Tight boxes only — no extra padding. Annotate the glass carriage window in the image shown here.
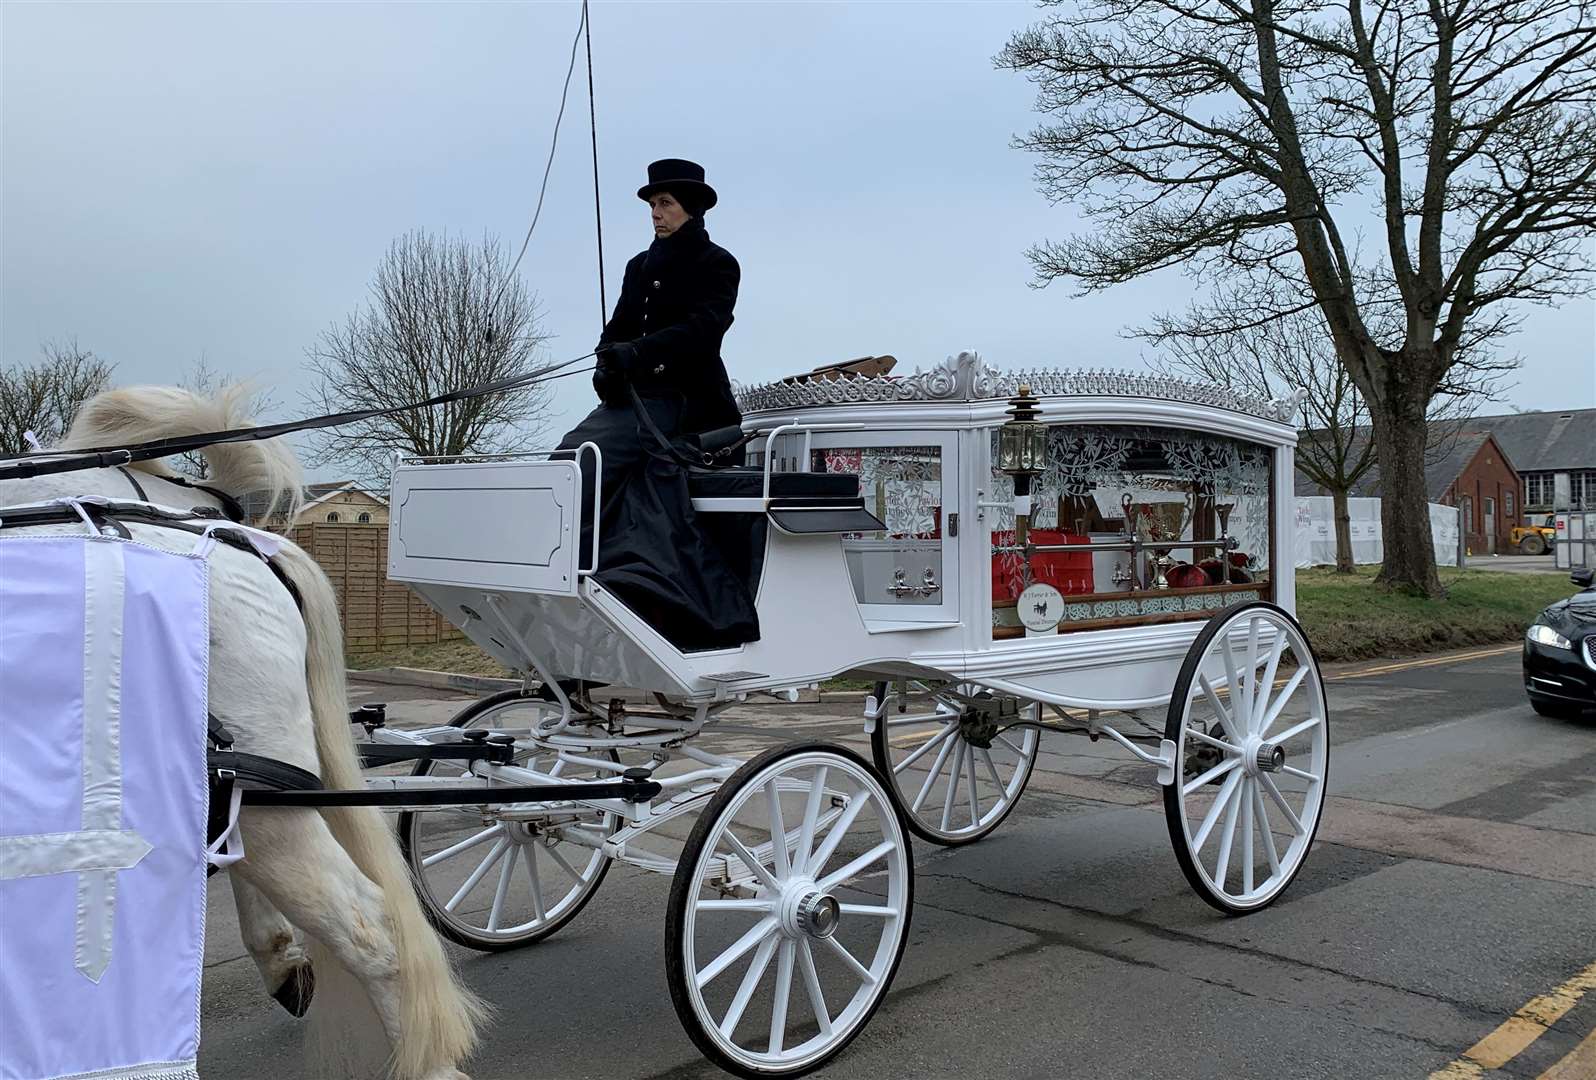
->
[988,424,1273,636]
[810,445,945,607]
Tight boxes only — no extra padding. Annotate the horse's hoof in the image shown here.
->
[270,961,315,1017]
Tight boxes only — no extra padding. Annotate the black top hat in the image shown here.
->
[637,158,718,211]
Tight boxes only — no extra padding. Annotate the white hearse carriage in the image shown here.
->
[380,351,1328,1077]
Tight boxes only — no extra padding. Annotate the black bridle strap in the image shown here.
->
[116,466,149,501]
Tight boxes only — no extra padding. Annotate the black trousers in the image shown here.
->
[555,395,682,558]
[554,395,759,651]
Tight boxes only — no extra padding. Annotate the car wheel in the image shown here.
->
[1519,534,1548,555]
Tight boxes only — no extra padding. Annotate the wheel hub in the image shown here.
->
[796,892,841,939]
[777,881,842,939]
[1255,742,1286,773]
[958,707,998,749]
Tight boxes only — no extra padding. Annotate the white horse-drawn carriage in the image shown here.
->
[0,352,1327,1080]
[374,351,1330,1076]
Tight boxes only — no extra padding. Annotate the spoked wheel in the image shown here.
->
[398,690,617,950]
[1164,602,1329,914]
[666,744,913,1078]
[869,680,1039,846]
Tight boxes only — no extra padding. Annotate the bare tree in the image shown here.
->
[999,0,1596,596]
[306,231,554,485]
[0,339,116,455]
[1147,279,1490,570]
[171,355,278,480]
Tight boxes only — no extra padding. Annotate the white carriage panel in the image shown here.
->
[921,617,1286,711]
[388,460,581,595]
[718,528,966,688]
[793,431,962,625]
[406,580,693,693]
[570,527,964,697]
[1273,439,1298,616]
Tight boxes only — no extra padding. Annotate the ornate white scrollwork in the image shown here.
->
[735,352,1294,422]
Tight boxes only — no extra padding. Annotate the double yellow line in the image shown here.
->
[1427,961,1596,1078]
[1324,644,1519,682]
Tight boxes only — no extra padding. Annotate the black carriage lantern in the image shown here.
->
[999,384,1048,547]
[998,383,1046,478]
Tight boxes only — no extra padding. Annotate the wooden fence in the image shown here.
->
[288,524,462,650]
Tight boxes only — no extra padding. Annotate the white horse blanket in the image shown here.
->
[1,532,210,1080]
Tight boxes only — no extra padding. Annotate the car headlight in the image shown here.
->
[1527,624,1572,650]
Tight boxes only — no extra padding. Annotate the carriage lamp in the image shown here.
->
[999,384,1047,547]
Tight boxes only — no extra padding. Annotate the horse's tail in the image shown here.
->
[269,540,486,1078]
[59,384,304,525]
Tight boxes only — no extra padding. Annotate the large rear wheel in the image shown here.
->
[1164,603,1329,914]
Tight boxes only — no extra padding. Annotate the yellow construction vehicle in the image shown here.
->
[1510,514,1557,554]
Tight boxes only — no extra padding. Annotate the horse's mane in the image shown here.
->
[59,384,305,525]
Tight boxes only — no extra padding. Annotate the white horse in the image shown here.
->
[2,386,484,1080]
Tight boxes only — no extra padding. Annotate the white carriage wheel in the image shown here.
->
[1164,602,1329,914]
[666,744,913,1078]
[869,680,1039,846]
[398,690,617,951]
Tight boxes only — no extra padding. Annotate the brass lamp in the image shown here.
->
[999,384,1048,548]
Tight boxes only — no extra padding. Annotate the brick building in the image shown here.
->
[1458,409,1596,520]
[1295,429,1521,554]
[1423,433,1519,555]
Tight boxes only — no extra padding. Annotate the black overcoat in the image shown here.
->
[599,217,741,433]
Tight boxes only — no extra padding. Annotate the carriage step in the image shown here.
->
[700,670,767,683]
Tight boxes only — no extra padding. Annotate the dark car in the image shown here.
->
[1523,567,1596,718]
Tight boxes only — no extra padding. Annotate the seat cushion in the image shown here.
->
[687,467,860,500]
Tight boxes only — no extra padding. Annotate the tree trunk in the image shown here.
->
[1331,487,1355,573]
[1366,391,1445,596]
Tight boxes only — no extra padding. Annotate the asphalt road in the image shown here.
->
[198,646,1596,1080]
[1464,554,1565,574]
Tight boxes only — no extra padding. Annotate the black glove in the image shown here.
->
[596,340,639,375]
[592,342,633,404]
[592,363,624,405]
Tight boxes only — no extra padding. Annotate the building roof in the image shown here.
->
[1456,408,1596,473]
[1294,430,1507,501]
[1422,432,1495,500]
[236,481,387,521]
[298,481,387,513]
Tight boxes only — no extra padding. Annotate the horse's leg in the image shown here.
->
[233,807,467,1080]
[231,875,315,1017]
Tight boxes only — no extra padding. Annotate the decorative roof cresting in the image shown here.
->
[735,351,1298,424]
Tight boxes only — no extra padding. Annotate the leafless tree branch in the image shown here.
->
[304,231,555,488]
[0,339,116,456]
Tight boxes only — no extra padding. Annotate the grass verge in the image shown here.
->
[1294,565,1572,662]
[345,566,1578,678]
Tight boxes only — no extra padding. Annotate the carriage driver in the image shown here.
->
[555,158,742,526]
[552,158,758,654]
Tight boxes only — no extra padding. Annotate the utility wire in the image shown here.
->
[487,2,589,341]
[583,0,607,331]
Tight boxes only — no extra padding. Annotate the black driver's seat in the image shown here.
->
[685,467,861,501]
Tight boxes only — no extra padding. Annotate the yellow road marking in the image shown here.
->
[1328,645,1518,682]
[1426,960,1596,1078]
[1537,1026,1596,1080]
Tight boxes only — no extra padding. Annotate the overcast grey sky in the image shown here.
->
[4,0,1593,462]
